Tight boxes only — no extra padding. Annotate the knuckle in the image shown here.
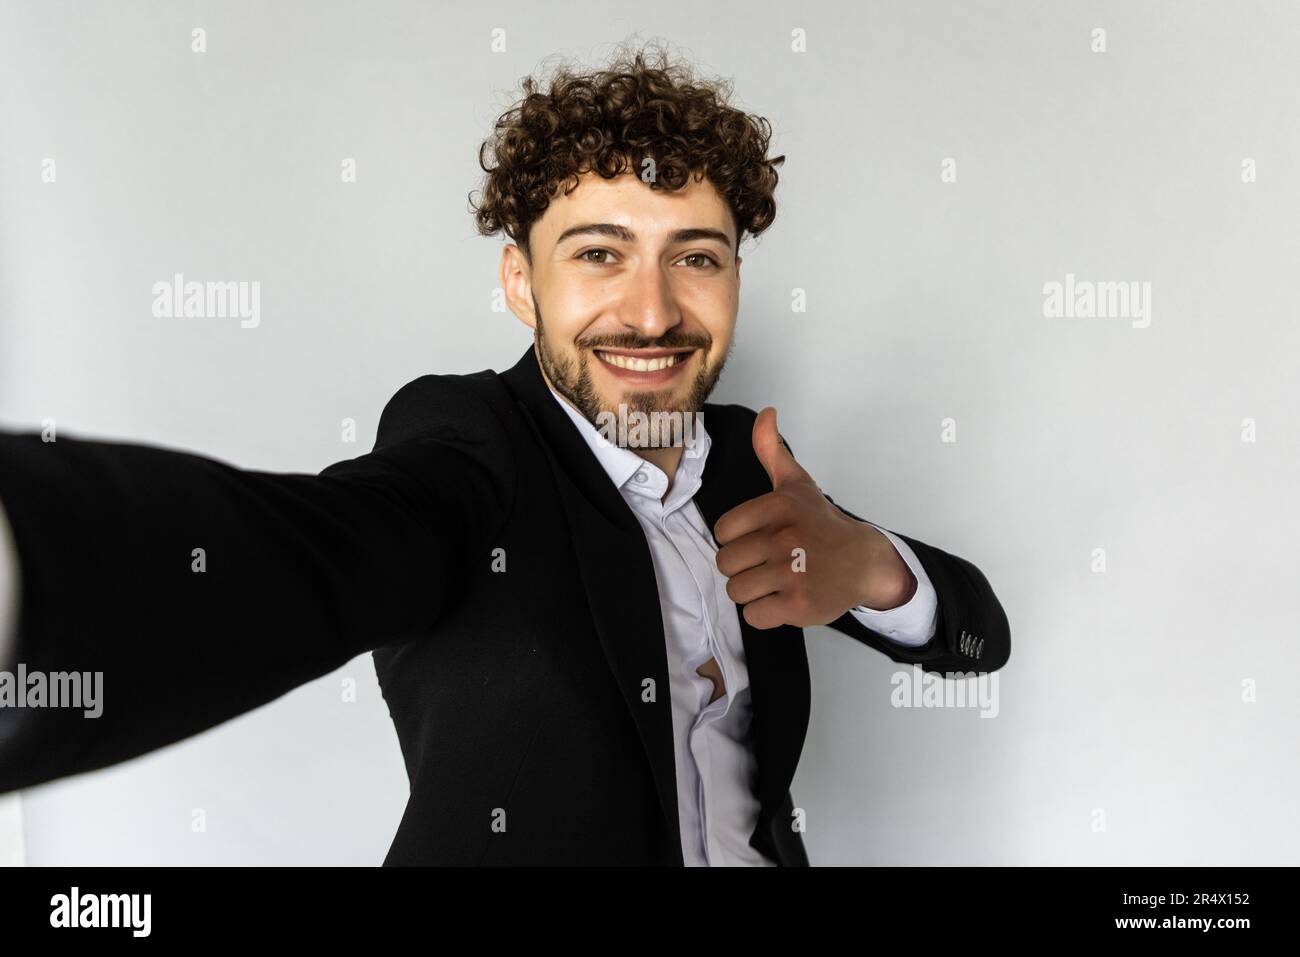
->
[774,526,802,554]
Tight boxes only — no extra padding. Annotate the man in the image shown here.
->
[0,46,1009,865]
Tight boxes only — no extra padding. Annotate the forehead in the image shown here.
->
[534,170,734,245]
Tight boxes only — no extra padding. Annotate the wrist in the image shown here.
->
[854,524,917,611]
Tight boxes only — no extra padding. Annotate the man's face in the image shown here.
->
[500,169,740,428]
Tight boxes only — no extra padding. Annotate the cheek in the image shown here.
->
[695,283,737,336]
[548,291,609,341]
[703,322,734,362]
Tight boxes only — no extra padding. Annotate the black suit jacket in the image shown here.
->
[0,346,1009,865]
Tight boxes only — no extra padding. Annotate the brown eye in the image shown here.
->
[580,248,611,264]
[679,253,718,269]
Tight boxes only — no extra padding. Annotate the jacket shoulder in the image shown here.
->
[375,369,510,451]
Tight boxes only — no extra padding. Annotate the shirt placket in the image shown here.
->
[666,506,738,865]
[629,457,735,866]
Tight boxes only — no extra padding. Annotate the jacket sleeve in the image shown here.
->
[0,374,515,793]
[823,494,1010,675]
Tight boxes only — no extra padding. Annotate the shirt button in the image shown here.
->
[635,471,649,484]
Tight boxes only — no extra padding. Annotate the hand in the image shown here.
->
[713,407,917,630]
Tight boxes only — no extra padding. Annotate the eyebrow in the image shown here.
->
[553,222,733,251]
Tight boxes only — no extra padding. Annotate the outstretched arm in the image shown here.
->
[0,375,515,792]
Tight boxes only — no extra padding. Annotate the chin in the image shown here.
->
[600,390,694,416]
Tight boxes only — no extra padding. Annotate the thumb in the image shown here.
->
[752,407,811,489]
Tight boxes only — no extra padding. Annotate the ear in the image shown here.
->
[499,244,536,331]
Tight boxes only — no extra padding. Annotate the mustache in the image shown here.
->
[576,331,711,352]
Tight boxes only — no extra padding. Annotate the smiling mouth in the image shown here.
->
[593,348,694,372]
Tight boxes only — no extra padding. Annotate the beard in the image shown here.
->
[532,295,729,431]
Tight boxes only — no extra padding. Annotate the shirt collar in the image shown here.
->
[546,386,712,504]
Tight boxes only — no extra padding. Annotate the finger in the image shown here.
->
[752,407,812,490]
[741,593,792,630]
[715,528,778,578]
[713,491,794,545]
[724,562,788,605]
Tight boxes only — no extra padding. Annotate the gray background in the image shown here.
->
[1,0,1296,865]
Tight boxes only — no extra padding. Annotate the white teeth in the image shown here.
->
[597,351,681,371]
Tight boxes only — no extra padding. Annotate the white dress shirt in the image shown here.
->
[548,389,938,865]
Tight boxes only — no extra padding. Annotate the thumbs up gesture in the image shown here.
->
[713,408,916,630]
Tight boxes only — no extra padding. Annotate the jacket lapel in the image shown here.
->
[499,345,811,857]
[691,404,812,830]
[500,346,684,863]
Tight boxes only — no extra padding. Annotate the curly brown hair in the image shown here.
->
[468,43,785,260]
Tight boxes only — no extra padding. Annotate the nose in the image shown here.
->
[619,259,682,341]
